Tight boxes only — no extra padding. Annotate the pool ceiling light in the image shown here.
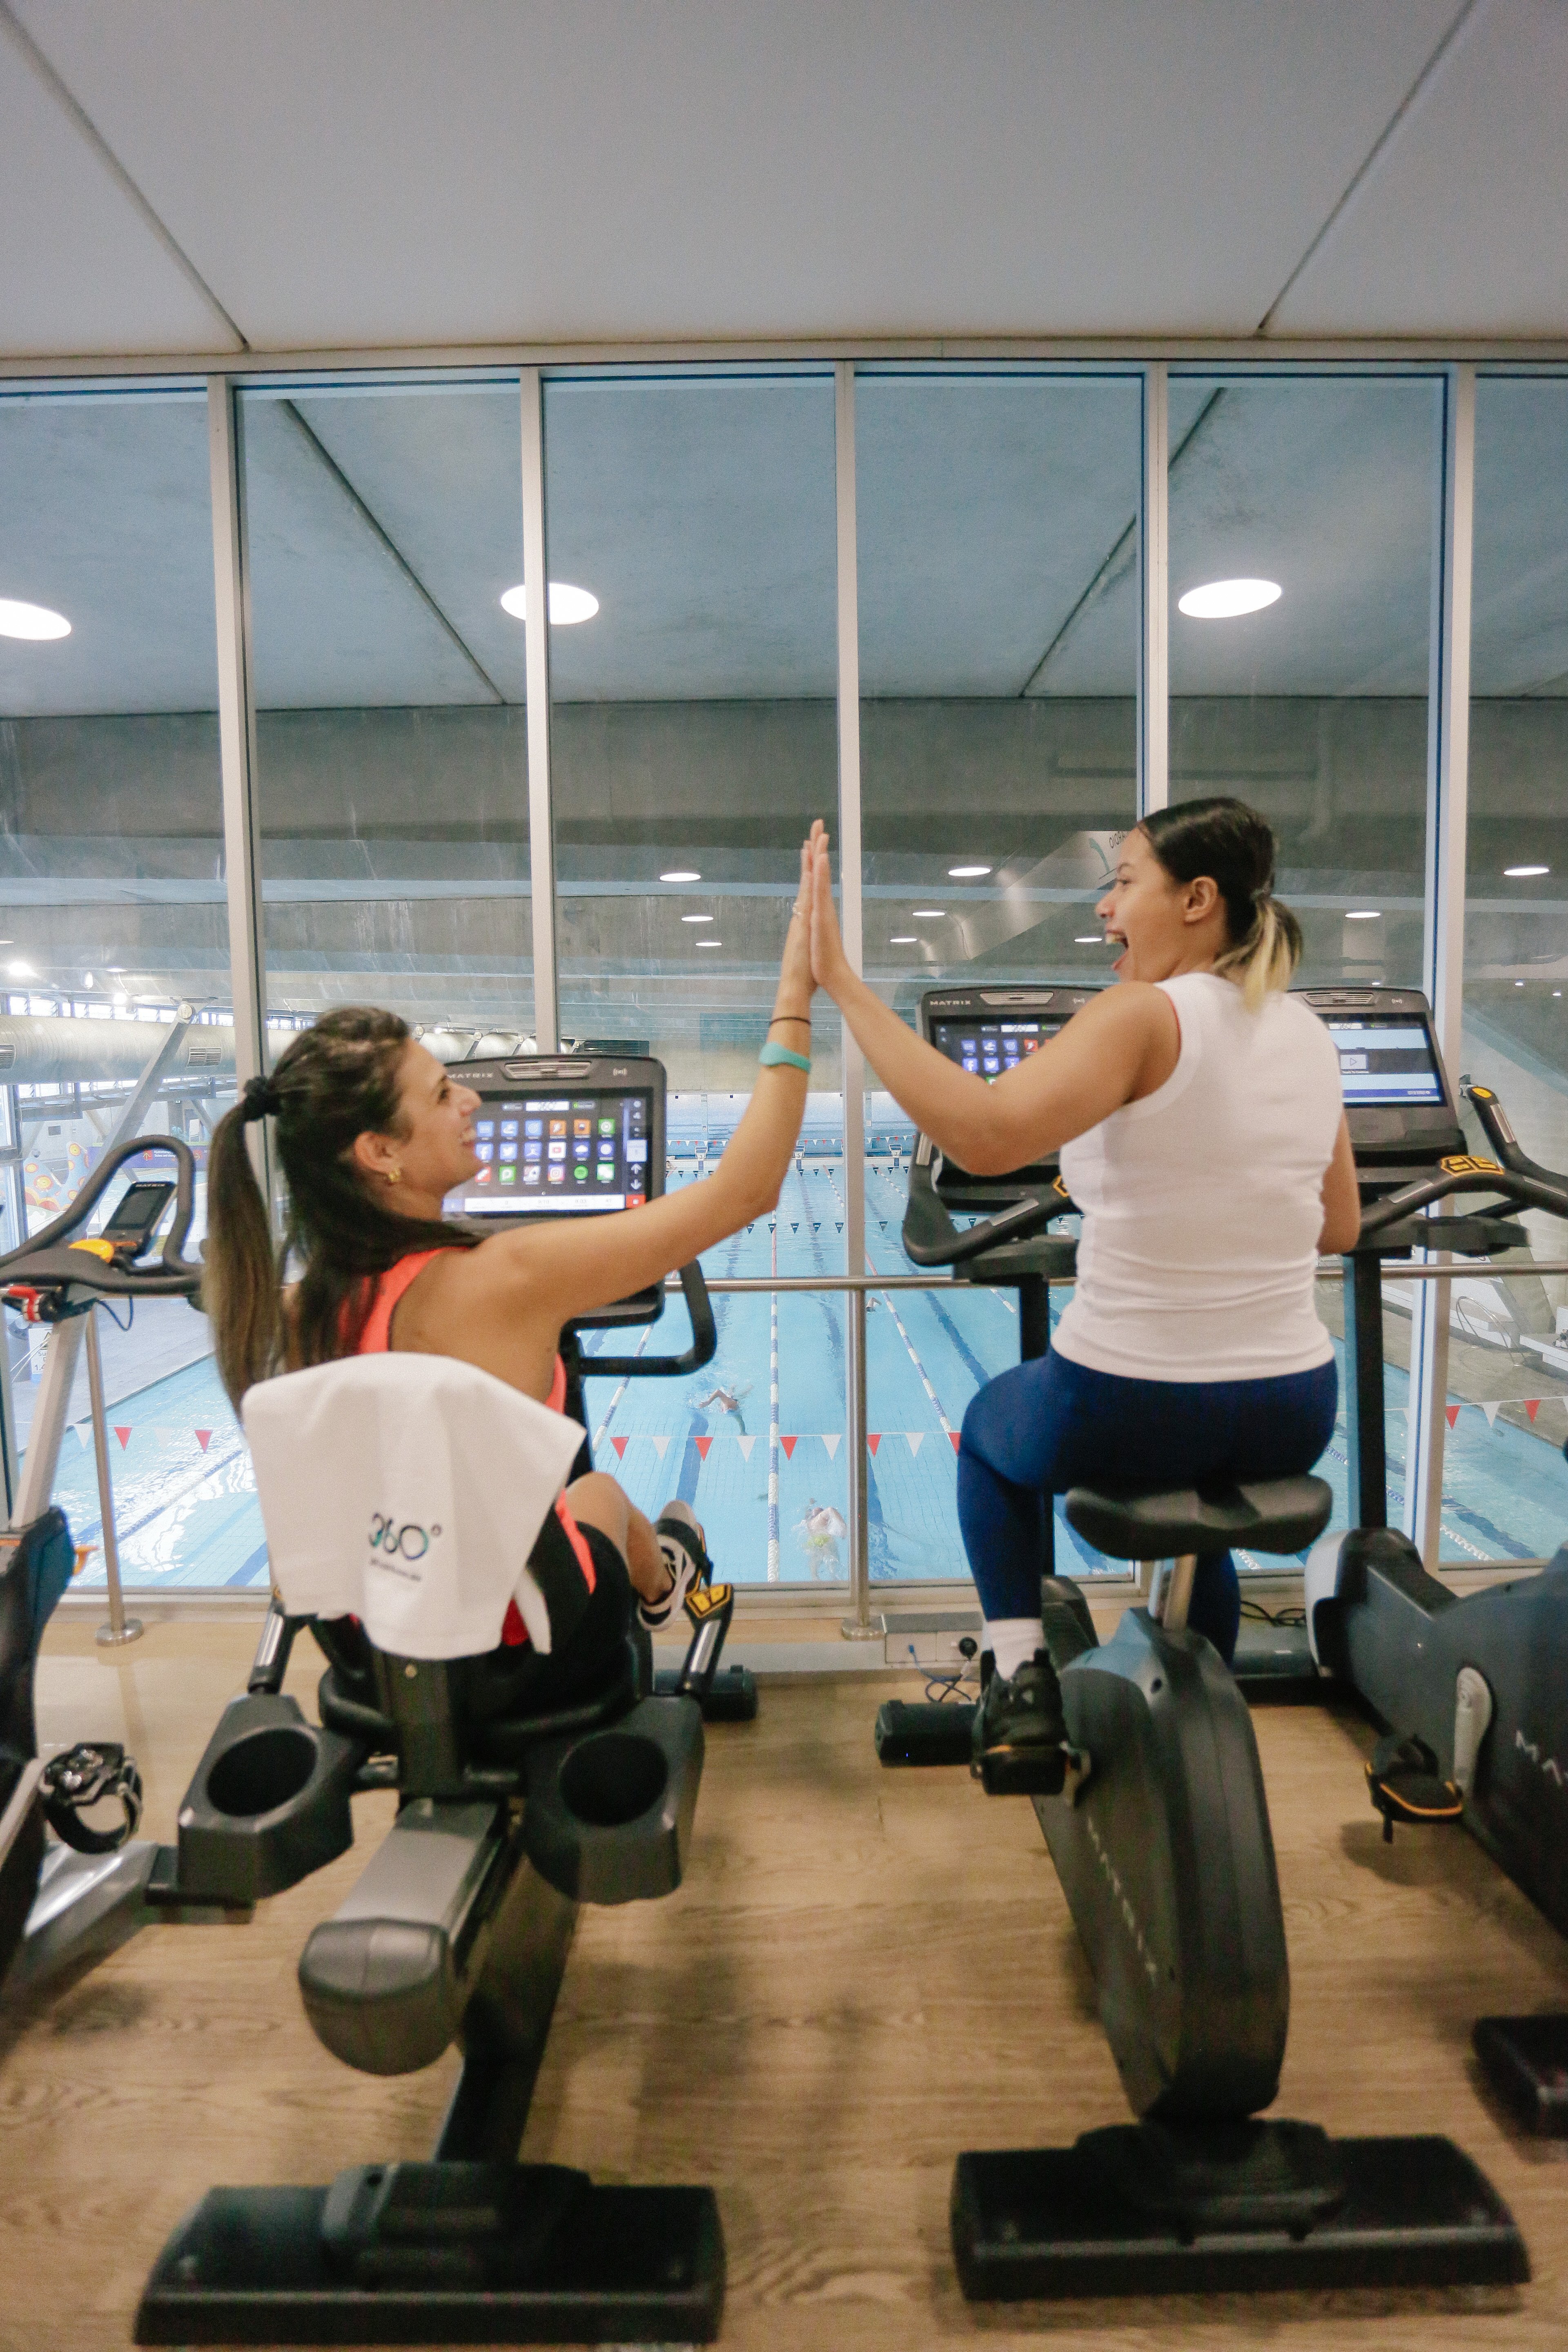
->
[696,939,722,948]
[1177,578,1282,620]
[1075,935,1104,944]
[890,935,917,944]
[681,913,713,924]
[0,598,70,641]
[1345,910,1381,920]
[949,864,992,878]
[500,582,599,625]
[660,869,700,883]
[911,908,945,918]
[1506,864,1550,877]
[7,961,33,978]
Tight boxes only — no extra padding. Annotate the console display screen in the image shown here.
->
[447,1090,653,1217]
[1324,1016,1444,1107]
[929,1018,1063,1078]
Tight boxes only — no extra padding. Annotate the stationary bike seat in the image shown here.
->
[1064,1475,1333,1561]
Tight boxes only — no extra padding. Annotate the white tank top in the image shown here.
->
[1051,973,1343,1384]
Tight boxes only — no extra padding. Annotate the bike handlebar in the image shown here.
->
[581,1259,718,1379]
[1357,1089,1568,1245]
[0,1134,203,1298]
[901,1152,1067,1268]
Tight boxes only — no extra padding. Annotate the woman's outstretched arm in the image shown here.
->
[434,841,817,1342]
[804,820,1175,1175]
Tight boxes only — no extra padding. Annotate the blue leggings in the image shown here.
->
[956,1351,1339,1663]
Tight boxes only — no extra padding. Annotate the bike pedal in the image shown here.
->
[974,1743,1068,1799]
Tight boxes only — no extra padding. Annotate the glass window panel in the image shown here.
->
[0,388,245,1587]
[1448,375,1568,1562]
[240,381,531,1044]
[855,371,1141,1584]
[544,372,840,1584]
[1170,375,1441,1567]
[1169,376,1439,989]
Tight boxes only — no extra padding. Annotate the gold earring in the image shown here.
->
[384,1167,402,1186]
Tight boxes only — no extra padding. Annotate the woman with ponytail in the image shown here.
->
[205,843,817,1698]
[803,797,1359,1791]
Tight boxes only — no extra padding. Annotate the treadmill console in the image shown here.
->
[1293,986,1465,1174]
[919,985,1100,1203]
[440,1051,666,1319]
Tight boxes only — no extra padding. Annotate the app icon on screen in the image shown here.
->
[548,1118,567,1139]
[573,1119,592,1139]
[547,1165,565,1184]
[548,1139,566,1160]
[595,1164,615,1183]
[499,1165,516,1185]
[522,1165,541,1185]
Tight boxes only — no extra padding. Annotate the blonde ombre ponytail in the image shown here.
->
[1141,796,1302,1012]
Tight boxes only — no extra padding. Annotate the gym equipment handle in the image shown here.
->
[901,1153,1061,1268]
[0,1133,202,1296]
[584,1260,717,1378]
[1359,1150,1568,1244]
[1465,1081,1568,1196]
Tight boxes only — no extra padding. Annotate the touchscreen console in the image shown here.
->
[441,1052,664,1223]
[918,985,1101,1195]
[1293,986,1464,1168]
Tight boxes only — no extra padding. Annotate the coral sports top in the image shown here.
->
[354,1249,594,1645]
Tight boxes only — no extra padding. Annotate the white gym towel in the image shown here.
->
[243,1352,585,1661]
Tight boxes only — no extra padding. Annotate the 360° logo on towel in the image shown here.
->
[369,1514,442,1561]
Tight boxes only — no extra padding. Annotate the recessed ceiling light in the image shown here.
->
[1345,910,1381,920]
[7,961,33,978]
[681,913,713,924]
[499,582,599,625]
[660,869,700,883]
[890,935,917,944]
[949,864,992,879]
[1177,578,1282,620]
[0,599,70,641]
[1506,864,1550,878]
[911,908,945,918]
[696,940,722,949]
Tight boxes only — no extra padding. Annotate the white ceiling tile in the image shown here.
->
[11,0,1464,349]
[0,20,239,357]
[1270,0,1568,336]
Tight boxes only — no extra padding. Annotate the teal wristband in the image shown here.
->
[759,1040,811,1074]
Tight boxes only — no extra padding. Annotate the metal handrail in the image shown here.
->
[633,1253,1568,1631]
[659,1261,1568,1293]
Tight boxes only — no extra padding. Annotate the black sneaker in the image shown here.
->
[971,1649,1068,1796]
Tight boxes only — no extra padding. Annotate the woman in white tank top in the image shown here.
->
[802,797,1360,1794]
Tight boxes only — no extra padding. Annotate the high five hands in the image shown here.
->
[803,819,853,998]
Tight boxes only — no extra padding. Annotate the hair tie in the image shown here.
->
[241,1075,282,1124]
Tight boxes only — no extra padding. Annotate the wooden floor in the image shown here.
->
[9,1615,1568,2352]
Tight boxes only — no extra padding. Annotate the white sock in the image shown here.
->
[984,1617,1041,1681]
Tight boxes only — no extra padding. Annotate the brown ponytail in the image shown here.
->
[204,1007,479,1410]
[1140,796,1303,1012]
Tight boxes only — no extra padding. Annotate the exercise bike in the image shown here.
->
[136,1049,747,2344]
[868,988,1526,2295]
[0,1136,210,1998]
[1295,990,1568,2131]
